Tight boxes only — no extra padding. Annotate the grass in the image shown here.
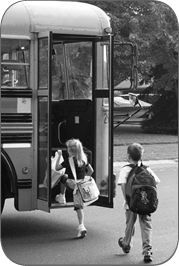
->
[113,124,178,162]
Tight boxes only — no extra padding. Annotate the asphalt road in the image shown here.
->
[1,161,178,266]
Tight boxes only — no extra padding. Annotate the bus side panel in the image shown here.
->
[18,189,32,211]
[3,147,33,211]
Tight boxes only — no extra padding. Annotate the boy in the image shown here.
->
[118,143,160,263]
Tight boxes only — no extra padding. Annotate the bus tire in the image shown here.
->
[1,186,5,213]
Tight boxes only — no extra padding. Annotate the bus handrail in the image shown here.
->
[58,120,66,145]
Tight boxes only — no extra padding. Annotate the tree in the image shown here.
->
[84,1,178,93]
[82,0,178,134]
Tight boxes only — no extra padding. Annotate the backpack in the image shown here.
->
[125,163,158,215]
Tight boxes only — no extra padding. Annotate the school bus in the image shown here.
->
[1,1,137,213]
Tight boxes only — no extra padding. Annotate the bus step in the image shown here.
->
[51,202,74,209]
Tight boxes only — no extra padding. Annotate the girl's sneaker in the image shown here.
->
[77,224,87,238]
[55,193,66,204]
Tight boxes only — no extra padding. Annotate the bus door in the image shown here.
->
[51,35,114,208]
[37,32,53,212]
[37,33,114,211]
[93,36,114,208]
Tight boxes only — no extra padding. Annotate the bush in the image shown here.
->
[141,91,178,135]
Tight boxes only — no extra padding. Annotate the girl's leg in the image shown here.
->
[56,174,68,203]
[55,175,68,204]
[75,208,87,238]
[76,208,84,225]
[60,183,66,194]
[51,182,61,200]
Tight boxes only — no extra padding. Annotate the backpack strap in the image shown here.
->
[69,157,77,181]
[122,163,137,169]
[140,161,148,170]
[125,163,138,183]
[123,162,147,181]
[123,160,144,169]
[126,161,148,183]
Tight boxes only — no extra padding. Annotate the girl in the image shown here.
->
[55,138,94,238]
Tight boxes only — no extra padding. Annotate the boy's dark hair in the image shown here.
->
[127,143,144,162]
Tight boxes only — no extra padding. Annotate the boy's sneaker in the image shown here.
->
[77,224,87,238]
[55,193,66,204]
[143,252,153,263]
[118,237,130,253]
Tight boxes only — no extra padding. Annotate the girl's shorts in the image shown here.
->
[74,206,83,211]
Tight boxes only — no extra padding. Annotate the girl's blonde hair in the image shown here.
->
[66,138,87,167]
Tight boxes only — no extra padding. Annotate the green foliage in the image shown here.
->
[83,0,178,134]
[85,0,178,92]
[141,91,178,135]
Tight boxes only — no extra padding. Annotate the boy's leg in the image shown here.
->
[119,209,137,252]
[123,210,137,247]
[139,214,152,255]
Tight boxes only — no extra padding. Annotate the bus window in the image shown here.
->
[38,97,48,200]
[52,43,67,100]
[64,42,92,99]
[39,40,68,99]
[39,38,48,89]
[102,44,109,89]
[50,42,92,100]
[1,39,30,88]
